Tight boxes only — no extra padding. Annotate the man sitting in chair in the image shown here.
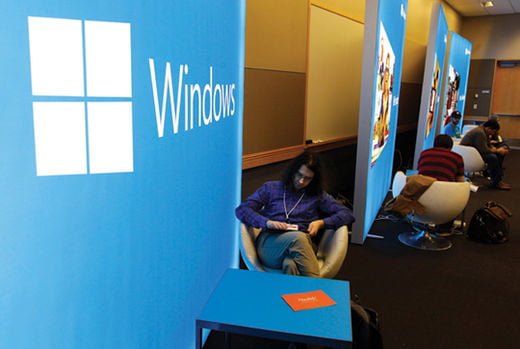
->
[418,134,465,182]
[235,151,355,278]
[399,134,465,237]
[385,134,464,220]
[460,119,511,190]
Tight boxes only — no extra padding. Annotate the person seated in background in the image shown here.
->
[460,119,511,190]
[488,115,510,152]
[418,134,465,182]
[443,110,462,138]
[415,134,466,237]
[235,151,355,278]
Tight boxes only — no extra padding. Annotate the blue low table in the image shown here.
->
[196,269,352,348]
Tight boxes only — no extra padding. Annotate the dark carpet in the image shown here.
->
[205,150,520,349]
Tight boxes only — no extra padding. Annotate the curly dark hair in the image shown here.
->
[281,151,323,196]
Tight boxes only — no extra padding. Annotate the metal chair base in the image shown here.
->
[398,230,452,251]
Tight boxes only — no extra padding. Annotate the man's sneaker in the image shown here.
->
[490,181,512,190]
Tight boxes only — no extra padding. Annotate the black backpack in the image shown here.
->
[350,297,383,349]
[467,201,512,244]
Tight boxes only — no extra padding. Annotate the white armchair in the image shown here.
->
[239,223,349,279]
[452,144,486,177]
[392,171,471,250]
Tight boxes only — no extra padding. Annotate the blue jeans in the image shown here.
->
[257,230,320,277]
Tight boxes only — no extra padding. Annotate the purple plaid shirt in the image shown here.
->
[235,181,355,233]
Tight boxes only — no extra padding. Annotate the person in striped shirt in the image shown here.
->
[417,135,466,237]
[418,134,465,182]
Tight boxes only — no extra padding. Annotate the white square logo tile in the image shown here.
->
[32,102,88,176]
[87,102,134,174]
[28,16,133,176]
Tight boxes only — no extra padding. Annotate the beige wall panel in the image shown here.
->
[406,0,435,44]
[306,6,364,142]
[245,0,308,72]
[311,0,365,23]
[401,1,461,84]
[405,1,460,43]
[402,39,426,84]
[442,2,462,33]
[462,14,520,60]
[243,69,305,154]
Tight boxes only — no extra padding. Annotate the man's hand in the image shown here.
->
[266,220,289,230]
[493,147,508,156]
[308,220,325,237]
[497,147,509,156]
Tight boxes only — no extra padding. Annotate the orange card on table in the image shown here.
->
[281,290,336,311]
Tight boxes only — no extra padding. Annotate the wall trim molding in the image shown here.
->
[242,145,305,170]
[241,136,357,169]
[242,123,417,170]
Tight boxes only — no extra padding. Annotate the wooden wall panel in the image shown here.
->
[492,64,520,115]
[495,116,520,139]
[243,68,306,154]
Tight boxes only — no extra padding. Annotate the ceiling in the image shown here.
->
[445,0,520,16]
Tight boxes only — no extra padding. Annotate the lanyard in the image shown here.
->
[283,189,305,223]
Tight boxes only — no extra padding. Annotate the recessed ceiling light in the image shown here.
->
[481,1,494,8]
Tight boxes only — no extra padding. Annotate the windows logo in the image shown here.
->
[28,16,133,176]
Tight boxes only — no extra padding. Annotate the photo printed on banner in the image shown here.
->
[371,23,395,167]
[442,64,460,127]
[426,55,440,138]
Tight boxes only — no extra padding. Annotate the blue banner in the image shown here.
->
[353,0,408,244]
[0,1,244,348]
[439,32,472,134]
[413,2,449,167]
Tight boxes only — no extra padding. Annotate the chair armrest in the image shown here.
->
[317,225,349,279]
[239,223,266,272]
